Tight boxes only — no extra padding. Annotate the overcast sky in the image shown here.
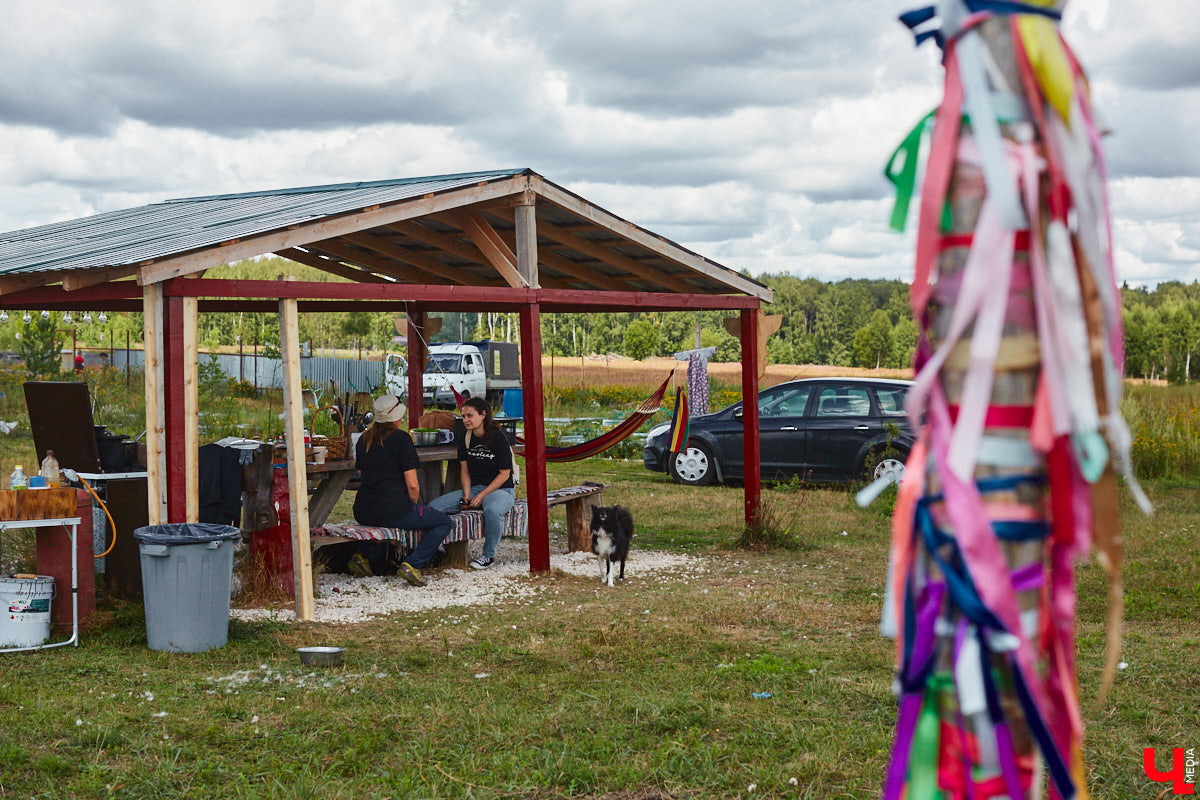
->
[1,1,1196,287]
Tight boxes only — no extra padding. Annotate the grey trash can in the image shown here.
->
[134,523,241,653]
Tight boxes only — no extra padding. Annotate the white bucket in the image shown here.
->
[0,575,54,647]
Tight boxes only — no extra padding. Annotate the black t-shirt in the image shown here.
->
[353,428,421,525]
[458,429,514,490]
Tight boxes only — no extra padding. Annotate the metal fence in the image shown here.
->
[101,349,385,392]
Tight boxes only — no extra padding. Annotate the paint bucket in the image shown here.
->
[0,574,53,647]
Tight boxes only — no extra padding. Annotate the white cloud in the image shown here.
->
[0,0,1196,287]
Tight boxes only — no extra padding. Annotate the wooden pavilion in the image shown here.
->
[0,169,772,619]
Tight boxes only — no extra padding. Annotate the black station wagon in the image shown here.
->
[642,377,914,485]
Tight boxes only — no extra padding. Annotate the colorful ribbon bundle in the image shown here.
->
[880,2,1150,798]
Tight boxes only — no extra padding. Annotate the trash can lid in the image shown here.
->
[133,523,241,545]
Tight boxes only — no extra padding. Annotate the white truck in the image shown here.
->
[384,341,521,408]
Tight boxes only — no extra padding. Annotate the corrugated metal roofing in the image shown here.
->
[0,169,529,276]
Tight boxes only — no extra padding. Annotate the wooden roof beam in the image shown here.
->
[340,231,484,286]
[486,208,632,292]
[62,266,140,291]
[441,211,527,288]
[385,221,490,268]
[0,270,68,296]
[275,248,393,284]
[536,220,695,294]
[307,239,447,285]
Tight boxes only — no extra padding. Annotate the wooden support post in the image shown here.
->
[163,295,187,521]
[519,303,550,572]
[514,199,539,289]
[183,296,199,522]
[740,308,761,528]
[280,297,314,621]
[142,284,166,525]
[406,309,427,423]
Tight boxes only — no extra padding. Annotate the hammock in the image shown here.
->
[518,374,672,463]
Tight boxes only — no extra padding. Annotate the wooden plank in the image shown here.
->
[279,296,315,621]
[487,210,632,292]
[142,283,166,525]
[339,231,481,285]
[137,176,529,285]
[0,270,68,295]
[740,309,761,527]
[183,296,199,523]
[444,211,527,288]
[407,310,427,425]
[535,219,694,294]
[306,239,438,284]
[61,266,139,291]
[386,220,491,266]
[536,180,773,302]
[519,303,550,573]
[275,248,392,283]
[514,201,539,289]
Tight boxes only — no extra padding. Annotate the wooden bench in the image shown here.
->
[311,482,606,568]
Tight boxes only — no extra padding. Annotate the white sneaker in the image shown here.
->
[470,556,495,570]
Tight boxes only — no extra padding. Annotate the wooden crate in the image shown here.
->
[0,488,77,521]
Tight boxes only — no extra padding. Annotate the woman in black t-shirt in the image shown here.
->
[429,397,515,570]
[352,395,451,586]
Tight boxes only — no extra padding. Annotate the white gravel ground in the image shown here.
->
[231,538,707,624]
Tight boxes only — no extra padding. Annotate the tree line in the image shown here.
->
[1,257,1195,383]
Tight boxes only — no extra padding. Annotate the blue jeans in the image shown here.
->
[429,486,515,560]
[392,503,452,569]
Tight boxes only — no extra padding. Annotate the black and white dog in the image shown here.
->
[590,505,633,587]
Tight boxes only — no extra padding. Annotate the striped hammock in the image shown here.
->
[519,374,672,463]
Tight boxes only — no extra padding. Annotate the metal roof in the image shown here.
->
[0,168,771,301]
[0,169,528,275]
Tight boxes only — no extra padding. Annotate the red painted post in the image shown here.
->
[162,295,187,522]
[739,309,761,528]
[406,310,426,423]
[519,303,549,573]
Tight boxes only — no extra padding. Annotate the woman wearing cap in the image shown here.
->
[428,396,515,570]
[352,395,451,586]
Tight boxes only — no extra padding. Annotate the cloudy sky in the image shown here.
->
[1,1,1196,286]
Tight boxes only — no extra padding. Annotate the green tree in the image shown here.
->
[18,313,64,375]
[853,310,895,369]
[624,318,659,361]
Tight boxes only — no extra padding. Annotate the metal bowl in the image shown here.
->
[296,646,345,667]
[411,429,440,446]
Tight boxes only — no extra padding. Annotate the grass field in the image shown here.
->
[2,456,1196,798]
[0,363,1196,797]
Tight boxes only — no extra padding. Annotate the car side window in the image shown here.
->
[874,387,907,416]
[814,386,871,417]
[758,386,811,418]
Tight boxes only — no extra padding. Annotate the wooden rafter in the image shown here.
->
[537,221,695,293]
[275,248,392,284]
[385,221,490,268]
[0,270,68,296]
[62,266,139,291]
[307,239,447,285]
[487,208,632,292]
[441,211,527,288]
[340,231,483,285]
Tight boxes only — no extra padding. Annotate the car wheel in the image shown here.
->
[866,450,907,483]
[669,443,717,486]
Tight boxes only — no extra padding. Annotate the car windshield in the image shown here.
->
[425,354,462,373]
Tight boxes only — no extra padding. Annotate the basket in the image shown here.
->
[313,406,351,461]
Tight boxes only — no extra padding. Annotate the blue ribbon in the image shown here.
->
[899,2,1062,49]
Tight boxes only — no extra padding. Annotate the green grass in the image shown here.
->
[2,459,1196,798]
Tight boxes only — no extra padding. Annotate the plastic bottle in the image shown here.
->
[40,451,61,488]
[10,465,27,491]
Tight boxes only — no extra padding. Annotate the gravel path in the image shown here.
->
[231,538,708,624]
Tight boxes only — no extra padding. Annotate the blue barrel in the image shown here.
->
[503,388,524,418]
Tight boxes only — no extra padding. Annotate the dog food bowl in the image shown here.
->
[296,646,345,667]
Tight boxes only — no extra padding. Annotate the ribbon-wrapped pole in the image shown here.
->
[881,3,1147,798]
